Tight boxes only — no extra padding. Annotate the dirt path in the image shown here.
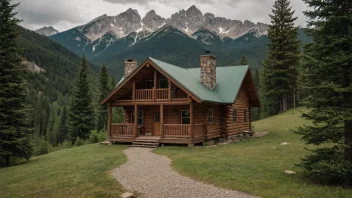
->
[112,147,256,198]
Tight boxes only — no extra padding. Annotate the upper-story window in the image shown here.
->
[145,80,154,89]
[233,108,237,123]
[208,109,214,124]
[159,79,168,88]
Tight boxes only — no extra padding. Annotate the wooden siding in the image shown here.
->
[223,86,251,137]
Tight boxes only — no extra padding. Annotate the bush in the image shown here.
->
[297,146,351,185]
[89,130,107,143]
[55,140,72,151]
[36,137,54,155]
[73,137,85,147]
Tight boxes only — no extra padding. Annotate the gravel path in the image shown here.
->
[112,147,256,198]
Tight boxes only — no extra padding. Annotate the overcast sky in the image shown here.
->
[14,0,308,32]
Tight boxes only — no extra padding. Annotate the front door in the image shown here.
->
[154,111,161,136]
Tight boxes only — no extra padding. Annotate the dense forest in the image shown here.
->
[16,27,121,155]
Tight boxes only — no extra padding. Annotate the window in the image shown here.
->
[145,80,154,89]
[131,110,143,125]
[233,109,237,123]
[159,79,168,88]
[155,111,160,122]
[181,110,190,124]
[244,109,247,122]
[208,109,214,124]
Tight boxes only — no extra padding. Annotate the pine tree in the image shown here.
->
[68,55,95,141]
[239,55,248,65]
[296,0,352,186]
[97,64,110,131]
[110,76,116,90]
[261,0,300,115]
[58,106,68,143]
[0,0,33,166]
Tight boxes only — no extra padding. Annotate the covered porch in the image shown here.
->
[107,103,206,145]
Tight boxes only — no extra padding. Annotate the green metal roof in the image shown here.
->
[117,57,249,104]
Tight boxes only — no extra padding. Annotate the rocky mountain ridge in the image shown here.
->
[68,5,268,42]
[35,26,59,36]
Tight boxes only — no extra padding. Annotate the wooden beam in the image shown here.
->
[168,80,171,101]
[132,80,136,101]
[190,102,194,139]
[134,104,138,138]
[154,69,157,88]
[160,104,164,138]
[108,103,112,137]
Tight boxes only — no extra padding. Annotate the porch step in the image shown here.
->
[132,136,160,148]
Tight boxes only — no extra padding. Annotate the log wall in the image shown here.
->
[223,86,251,137]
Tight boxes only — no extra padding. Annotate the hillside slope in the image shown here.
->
[0,144,127,198]
[155,108,352,198]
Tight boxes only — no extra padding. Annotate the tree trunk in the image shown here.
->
[4,155,10,167]
[345,120,352,187]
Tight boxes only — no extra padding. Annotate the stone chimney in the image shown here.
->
[124,59,137,78]
[200,51,216,91]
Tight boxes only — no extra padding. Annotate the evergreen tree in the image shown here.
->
[296,0,352,186]
[58,106,68,143]
[97,64,110,131]
[0,0,33,166]
[68,55,95,141]
[261,0,300,114]
[110,76,116,90]
[239,55,248,65]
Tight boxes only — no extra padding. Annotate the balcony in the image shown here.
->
[133,88,187,101]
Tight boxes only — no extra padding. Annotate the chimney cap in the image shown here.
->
[126,59,134,62]
[205,50,211,54]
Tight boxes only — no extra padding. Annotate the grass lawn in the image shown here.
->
[154,107,352,198]
[0,144,127,198]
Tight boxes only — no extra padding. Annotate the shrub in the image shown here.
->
[73,137,85,147]
[89,130,107,143]
[297,146,351,185]
[37,138,54,155]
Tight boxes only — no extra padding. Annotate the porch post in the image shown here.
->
[134,104,138,138]
[160,104,164,138]
[132,80,136,100]
[190,102,194,139]
[107,102,112,137]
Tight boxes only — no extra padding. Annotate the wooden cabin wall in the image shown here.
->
[223,87,251,137]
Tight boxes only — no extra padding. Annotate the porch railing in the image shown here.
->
[194,124,205,138]
[164,124,190,137]
[135,89,153,100]
[155,88,168,100]
[110,123,134,136]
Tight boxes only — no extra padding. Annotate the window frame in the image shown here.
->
[233,108,237,123]
[208,109,214,124]
[181,110,190,124]
[159,79,168,88]
[145,80,154,89]
[131,110,144,125]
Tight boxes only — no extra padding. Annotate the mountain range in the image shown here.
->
[35,26,59,36]
[47,5,309,80]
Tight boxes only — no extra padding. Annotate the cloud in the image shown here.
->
[14,0,92,31]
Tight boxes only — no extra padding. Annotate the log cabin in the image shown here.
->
[101,51,260,147]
